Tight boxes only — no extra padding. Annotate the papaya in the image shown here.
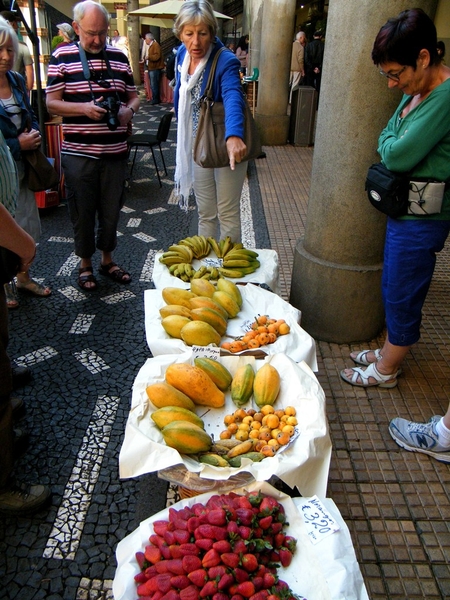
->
[189,296,229,320]
[194,357,232,391]
[253,363,281,408]
[190,307,228,337]
[162,287,196,309]
[146,382,196,411]
[228,452,265,467]
[161,420,212,454]
[198,453,230,467]
[165,363,225,407]
[231,364,255,407]
[190,278,216,298]
[151,406,204,430]
[216,278,243,308]
[180,321,221,347]
[161,315,192,339]
[212,291,240,318]
[159,305,192,319]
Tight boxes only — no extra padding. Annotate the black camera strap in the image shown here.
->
[78,43,121,104]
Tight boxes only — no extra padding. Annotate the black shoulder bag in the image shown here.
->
[365,163,410,218]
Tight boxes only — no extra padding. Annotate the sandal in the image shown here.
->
[350,348,382,366]
[78,267,98,291]
[4,282,18,309]
[16,279,51,297]
[99,262,131,284]
[340,362,399,388]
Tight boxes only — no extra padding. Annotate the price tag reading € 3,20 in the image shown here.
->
[298,495,340,545]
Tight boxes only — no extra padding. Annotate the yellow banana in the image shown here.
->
[207,237,222,257]
[218,267,244,278]
[222,259,253,268]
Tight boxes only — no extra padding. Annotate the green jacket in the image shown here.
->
[378,77,450,220]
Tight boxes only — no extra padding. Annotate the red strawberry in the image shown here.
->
[283,536,297,553]
[206,494,222,510]
[187,568,208,588]
[179,543,200,556]
[232,540,247,555]
[236,508,254,526]
[170,575,191,590]
[251,577,263,592]
[258,516,273,530]
[211,525,228,541]
[247,490,263,507]
[212,593,229,600]
[262,572,277,589]
[241,554,258,573]
[178,507,193,520]
[161,544,172,560]
[233,567,249,583]
[164,530,176,546]
[136,551,148,570]
[155,561,170,574]
[224,506,237,522]
[153,520,171,536]
[218,572,235,592]
[180,585,200,600]
[259,496,280,515]
[153,591,164,600]
[150,534,167,549]
[207,565,226,579]
[279,547,293,568]
[238,526,252,540]
[273,533,285,549]
[170,545,183,559]
[173,517,189,531]
[165,559,184,575]
[195,524,215,540]
[220,552,240,568]
[144,565,158,579]
[137,578,158,596]
[248,591,270,600]
[155,574,173,594]
[252,527,263,539]
[134,571,148,584]
[235,581,255,598]
[207,509,227,526]
[227,520,240,536]
[174,529,191,545]
[187,517,201,533]
[161,590,180,600]
[235,496,253,510]
[201,548,221,568]
[144,544,162,564]
[212,540,232,554]
[195,538,214,552]
[182,554,202,574]
[199,580,218,598]
[270,522,283,535]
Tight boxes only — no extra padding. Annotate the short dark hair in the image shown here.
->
[0,10,19,23]
[371,8,439,68]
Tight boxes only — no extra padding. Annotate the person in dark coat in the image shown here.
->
[305,30,324,96]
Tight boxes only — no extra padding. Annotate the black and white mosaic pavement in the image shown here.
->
[0,91,271,599]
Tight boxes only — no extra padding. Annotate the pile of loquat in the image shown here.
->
[219,404,298,457]
[221,315,291,353]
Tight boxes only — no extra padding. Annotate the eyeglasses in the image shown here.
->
[379,65,407,82]
[89,69,111,88]
[76,23,108,39]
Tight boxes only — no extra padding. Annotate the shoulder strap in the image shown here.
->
[204,47,226,98]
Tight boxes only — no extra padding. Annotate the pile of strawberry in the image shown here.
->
[134,490,301,600]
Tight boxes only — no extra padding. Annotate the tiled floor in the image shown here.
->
[256,144,450,599]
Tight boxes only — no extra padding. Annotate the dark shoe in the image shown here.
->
[13,427,30,459]
[0,481,52,515]
[11,365,32,390]
[99,262,132,284]
[11,396,25,422]
[78,267,98,291]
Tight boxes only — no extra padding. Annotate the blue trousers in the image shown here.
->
[149,69,161,102]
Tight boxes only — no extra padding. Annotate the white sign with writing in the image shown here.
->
[191,345,221,360]
[298,495,340,544]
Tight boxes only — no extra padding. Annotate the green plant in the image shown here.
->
[51,35,64,51]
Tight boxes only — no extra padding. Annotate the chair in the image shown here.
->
[127,112,173,187]
[243,68,259,116]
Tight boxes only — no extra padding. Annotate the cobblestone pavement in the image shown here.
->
[2,90,450,600]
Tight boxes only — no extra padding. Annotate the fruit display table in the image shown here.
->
[119,352,331,497]
[113,481,369,600]
[144,283,317,368]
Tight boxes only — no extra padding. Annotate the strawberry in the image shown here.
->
[251,576,263,591]
[207,565,226,579]
[251,527,263,539]
[182,554,202,574]
[195,538,214,552]
[156,574,173,594]
[224,506,237,522]
[232,540,247,555]
[155,562,170,574]
[212,593,229,600]
[170,545,183,559]
[236,508,254,526]
[207,508,227,526]
[241,553,258,573]
[169,507,180,522]
[153,520,171,536]
[164,530,176,546]
[235,496,253,510]
[247,490,263,508]
[233,568,250,583]
[238,526,252,540]
[173,517,189,531]
[165,559,185,575]
[258,516,273,530]
[187,517,201,533]
[262,572,277,589]
[259,496,280,515]
[136,551,148,570]
[150,534,167,549]
[273,533,285,549]
[206,494,222,510]
[212,540,232,554]
[211,525,228,541]
[179,543,200,556]
[269,522,283,535]
[227,520,240,536]
[279,547,293,568]
[180,586,200,600]
[187,568,208,588]
[235,581,255,598]
[137,578,158,596]
[195,524,215,540]
[199,580,218,598]
[220,552,240,568]
[134,571,149,584]
[201,548,221,568]
[144,565,158,579]
[218,572,235,592]
[174,529,191,545]
[161,591,180,600]
[161,544,172,560]
[283,536,297,553]
[248,591,270,600]
[170,575,191,590]
[144,544,162,564]
[153,593,164,600]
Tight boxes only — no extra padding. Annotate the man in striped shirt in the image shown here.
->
[46,0,139,291]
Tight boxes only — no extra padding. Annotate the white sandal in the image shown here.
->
[340,362,399,388]
[350,348,382,366]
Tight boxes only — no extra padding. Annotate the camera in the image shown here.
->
[95,96,121,131]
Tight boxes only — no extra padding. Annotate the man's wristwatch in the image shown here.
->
[128,106,135,118]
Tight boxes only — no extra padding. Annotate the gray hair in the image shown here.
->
[296,31,306,42]
[173,0,217,40]
[0,16,18,60]
[146,33,154,40]
[73,1,110,25]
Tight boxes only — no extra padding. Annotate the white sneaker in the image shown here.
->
[389,415,450,462]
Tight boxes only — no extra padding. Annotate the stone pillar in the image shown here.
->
[247,0,264,73]
[289,0,439,343]
[255,0,296,145]
[127,0,141,84]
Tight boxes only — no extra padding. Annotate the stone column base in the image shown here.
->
[289,238,385,343]
[255,114,290,146]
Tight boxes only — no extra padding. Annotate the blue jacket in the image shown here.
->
[174,38,246,141]
[0,71,40,161]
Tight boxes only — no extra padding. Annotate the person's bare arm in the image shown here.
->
[25,64,34,91]
[0,204,35,270]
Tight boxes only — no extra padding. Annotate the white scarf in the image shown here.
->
[175,45,213,211]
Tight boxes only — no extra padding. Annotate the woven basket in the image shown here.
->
[178,486,203,499]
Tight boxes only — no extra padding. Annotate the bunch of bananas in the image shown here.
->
[178,235,210,259]
[218,246,260,278]
[207,236,235,258]
[159,244,194,266]
[168,264,220,282]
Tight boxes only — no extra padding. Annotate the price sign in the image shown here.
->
[202,257,222,267]
[192,345,221,360]
[298,495,340,545]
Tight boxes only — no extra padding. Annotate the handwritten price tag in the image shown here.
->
[298,495,340,545]
[202,258,222,267]
[192,346,221,360]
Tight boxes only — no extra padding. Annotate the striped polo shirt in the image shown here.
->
[47,44,136,160]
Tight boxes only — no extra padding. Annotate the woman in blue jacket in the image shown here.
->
[173,0,248,243]
[0,18,51,307]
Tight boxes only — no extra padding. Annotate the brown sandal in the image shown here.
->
[99,262,131,284]
[78,267,98,291]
